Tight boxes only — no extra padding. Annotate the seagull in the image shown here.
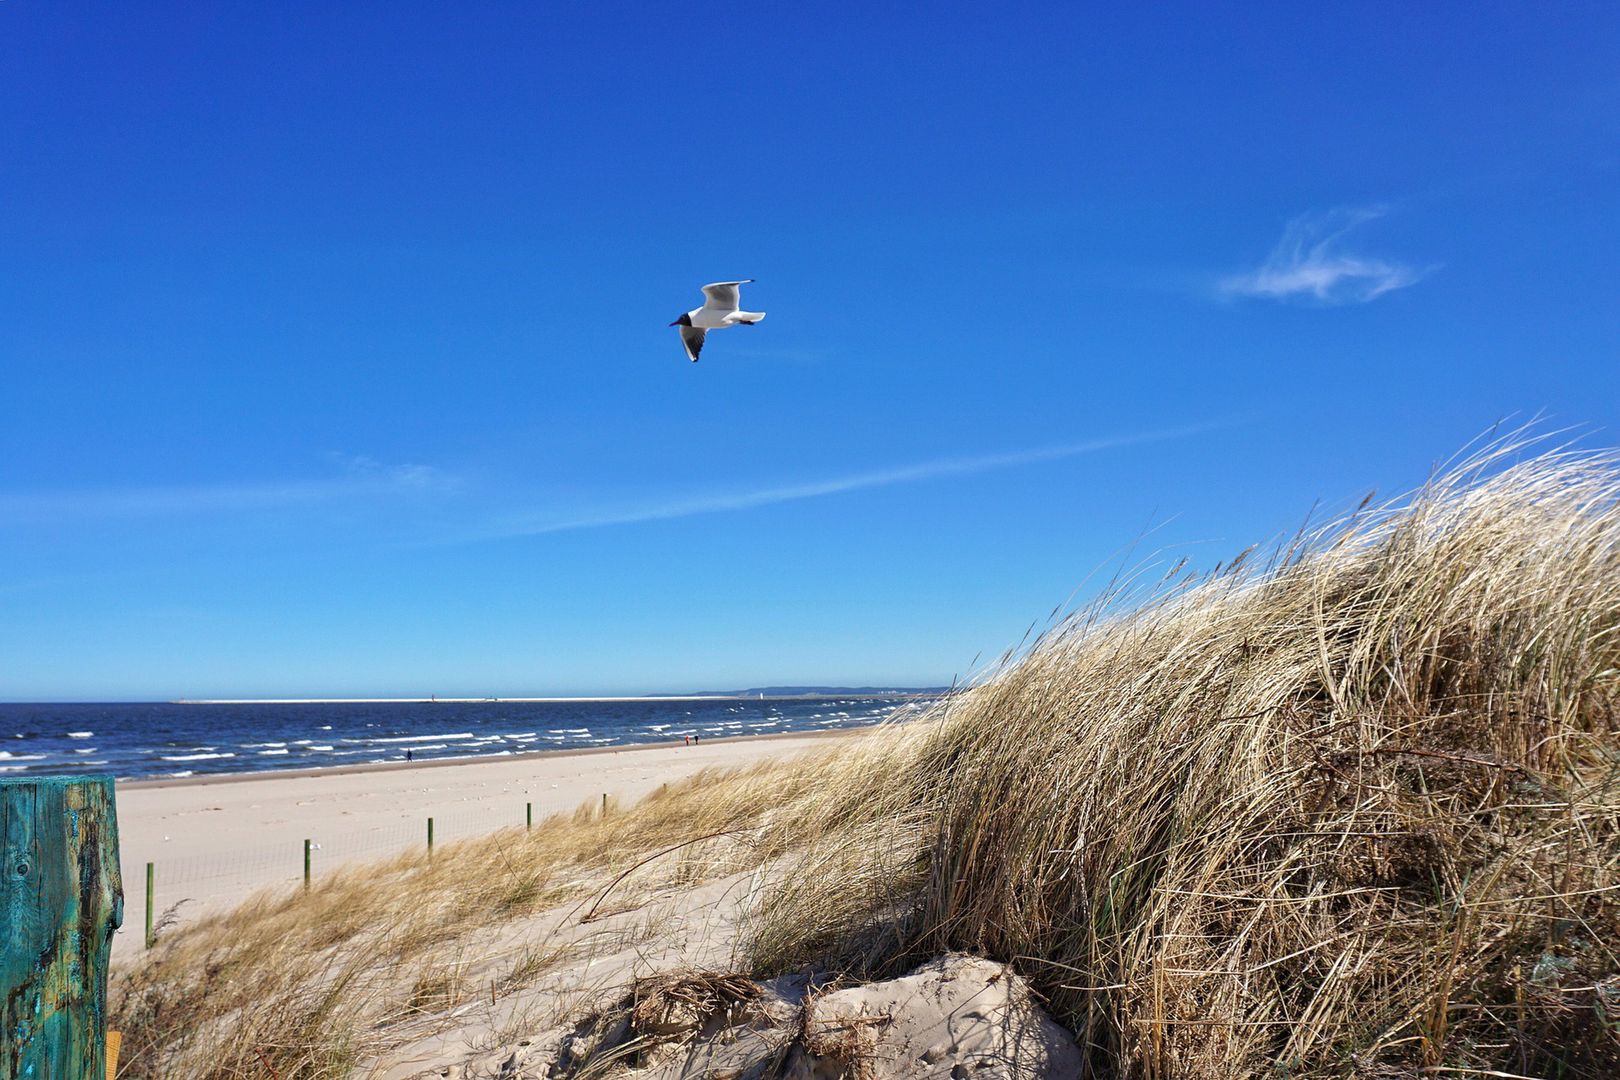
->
[669,280,766,362]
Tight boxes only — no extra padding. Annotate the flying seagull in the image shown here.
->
[670,280,766,362]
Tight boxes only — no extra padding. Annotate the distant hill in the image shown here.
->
[676,686,949,698]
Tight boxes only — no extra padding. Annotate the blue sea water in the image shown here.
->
[0,697,929,782]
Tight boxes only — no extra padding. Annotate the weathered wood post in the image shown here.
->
[1,775,123,1080]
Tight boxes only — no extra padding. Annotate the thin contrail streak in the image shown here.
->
[494,420,1231,539]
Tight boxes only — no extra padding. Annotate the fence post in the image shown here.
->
[0,776,123,1080]
[601,793,608,819]
[145,862,154,948]
[526,802,532,831]
[304,839,312,890]
[427,817,434,855]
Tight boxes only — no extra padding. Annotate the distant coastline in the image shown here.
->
[173,688,946,705]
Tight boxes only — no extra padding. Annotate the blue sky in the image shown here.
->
[3,3,1618,700]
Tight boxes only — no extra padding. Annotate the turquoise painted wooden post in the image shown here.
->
[1,775,123,1080]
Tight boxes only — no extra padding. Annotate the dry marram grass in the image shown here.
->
[111,441,1620,1078]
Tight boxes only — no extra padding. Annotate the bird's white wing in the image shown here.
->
[700,279,753,312]
[678,324,707,362]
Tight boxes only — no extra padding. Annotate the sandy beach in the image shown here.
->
[113,729,848,961]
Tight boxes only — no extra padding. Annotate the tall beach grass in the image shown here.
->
[113,439,1620,1078]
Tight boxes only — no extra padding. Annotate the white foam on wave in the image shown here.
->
[364,732,476,744]
[168,770,194,778]
[257,749,289,756]
[549,728,590,734]
[243,742,287,748]
[309,744,334,751]
[67,731,94,738]
[161,752,236,762]
[0,751,46,761]
[74,747,97,753]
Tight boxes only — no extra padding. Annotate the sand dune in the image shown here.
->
[113,730,844,961]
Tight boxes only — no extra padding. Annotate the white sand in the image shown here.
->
[112,730,843,961]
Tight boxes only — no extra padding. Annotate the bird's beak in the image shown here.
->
[668,320,680,327]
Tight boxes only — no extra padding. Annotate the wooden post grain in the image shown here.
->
[1,775,124,1080]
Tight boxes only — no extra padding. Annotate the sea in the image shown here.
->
[0,696,932,782]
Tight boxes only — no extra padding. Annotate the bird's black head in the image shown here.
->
[669,312,692,327]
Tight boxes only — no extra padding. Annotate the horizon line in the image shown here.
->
[0,688,950,706]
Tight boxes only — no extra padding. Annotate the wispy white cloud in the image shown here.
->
[1221,206,1435,304]
[324,453,449,491]
[481,422,1229,540]
[0,455,455,526]
[4,425,1232,542]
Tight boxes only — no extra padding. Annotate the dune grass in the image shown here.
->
[741,439,1620,1078]
[111,439,1620,1078]
[108,744,921,1077]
